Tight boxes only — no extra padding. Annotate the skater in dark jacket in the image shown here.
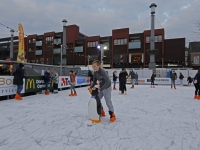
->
[170,70,177,89]
[150,72,156,88]
[44,69,50,95]
[135,72,139,85]
[113,71,118,90]
[119,68,128,94]
[179,72,184,86]
[187,76,192,86]
[193,70,200,99]
[128,69,136,89]
[13,63,26,100]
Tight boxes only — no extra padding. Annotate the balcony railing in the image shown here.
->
[35,50,42,55]
[36,41,42,46]
[54,39,61,45]
[53,48,61,54]
[74,46,83,52]
[129,42,141,49]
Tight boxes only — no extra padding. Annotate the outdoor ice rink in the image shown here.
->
[0,85,200,150]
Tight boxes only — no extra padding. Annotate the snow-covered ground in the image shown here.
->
[0,85,200,150]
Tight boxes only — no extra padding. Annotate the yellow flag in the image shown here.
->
[17,24,25,62]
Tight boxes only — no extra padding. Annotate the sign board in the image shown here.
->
[0,76,25,96]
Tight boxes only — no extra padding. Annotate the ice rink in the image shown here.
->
[0,85,200,150]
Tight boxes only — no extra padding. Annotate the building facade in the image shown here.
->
[189,42,200,68]
[0,24,186,68]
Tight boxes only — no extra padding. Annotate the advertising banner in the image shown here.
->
[0,76,25,96]
[25,76,53,93]
[17,24,25,62]
[76,76,90,86]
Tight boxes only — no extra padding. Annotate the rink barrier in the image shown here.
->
[0,76,90,97]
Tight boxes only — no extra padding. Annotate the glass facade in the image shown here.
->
[114,54,127,63]
[36,41,42,46]
[129,41,141,49]
[53,48,61,54]
[74,46,83,52]
[88,41,98,47]
[114,39,127,45]
[54,39,61,45]
[35,50,42,55]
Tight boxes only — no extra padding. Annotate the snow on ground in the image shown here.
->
[0,85,200,150]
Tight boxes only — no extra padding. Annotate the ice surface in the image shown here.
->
[0,85,200,150]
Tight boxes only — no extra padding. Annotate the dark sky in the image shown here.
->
[0,0,200,47]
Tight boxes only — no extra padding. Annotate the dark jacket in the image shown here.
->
[128,71,136,79]
[187,77,193,83]
[119,71,128,84]
[179,74,184,79]
[13,67,25,85]
[194,73,200,84]
[151,74,156,81]
[135,74,138,80]
[113,73,118,81]
[170,73,177,80]
[44,71,50,83]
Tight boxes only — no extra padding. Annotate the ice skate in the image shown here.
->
[109,111,116,122]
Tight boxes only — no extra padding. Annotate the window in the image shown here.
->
[29,48,32,52]
[146,36,150,43]
[29,39,31,43]
[194,56,199,64]
[114,38,127,45]
[113,54,127,63]
[158,35,162,42]
[33,39,36,43]
[87,41,98,47]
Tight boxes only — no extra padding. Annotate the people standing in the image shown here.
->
[170,70,177,89]
[179,72,184,86]
[88,60,116,122]
[135,72,139,85]
[44,68,50,95]
[69,70,77,96]
[51,69,59,94]
[119,68,128,94]
[127,69,136,89]
[187,76,192,86]
[150,72,156,88]
[13,63,26,100]
[193,71,200,99]
[113,71,118,90]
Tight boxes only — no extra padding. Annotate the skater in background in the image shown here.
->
[179,72,184,86]
[13,63,26,100]
[69,70,77,96]
[150,72,156,88]
[119,68,128,94]
[170,70,177,89]
[193,70,200,99]
[44,68,50,95]
[51,69,59,94]
[113,71,118,90]
[88,70,93,86]
[187,76,192,86]
[135,72,139,85]
[127,69,136,89]
[89,60,116,122]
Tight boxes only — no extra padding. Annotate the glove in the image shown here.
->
[88,89,92,94]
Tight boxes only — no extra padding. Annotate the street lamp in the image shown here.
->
[10,29,14,59]
[62,19,67,66]
[97,44,108,68]
[148,3,157,72]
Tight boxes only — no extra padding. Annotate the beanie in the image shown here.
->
[19,63,24,68]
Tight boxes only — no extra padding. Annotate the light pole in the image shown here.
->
[87,55,90,71]
[97,44,107,68]
[62,19,67,66]
[149,3,157,72]
[60,45,63,76]
[10,29,14,59]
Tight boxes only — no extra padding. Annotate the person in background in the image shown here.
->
[135,72,139,85]
[13,63,26,100]
[69,70,77,96]
[179,72,184,86]
[88,70,93,86]
[44,68,50,95]
[127,69,136,89]
[170,70,177,89]
[88,60,116,122]
[193,70,200,99]
[119,68,128,94]
[187,76,192,86]
[113,71,118,90]
[51,69,59,94]
[150,72,156,88]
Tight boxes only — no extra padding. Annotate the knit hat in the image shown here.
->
[70,70,73,73]
[19,63,24,68]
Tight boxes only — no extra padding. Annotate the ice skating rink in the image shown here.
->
[0,85,200,150]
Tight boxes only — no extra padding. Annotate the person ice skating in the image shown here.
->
[88,70,93,86]
[69,70,77,96]
[170,70,177,89]
[128,69,136,89]
[187,76,192,86]
[44,68,50,95]
[13,63,26,100]
[119,68,128,94]
[88,60,116,122]
[193,71,200,99]
[151,72,156,88]
[179,72,184,86]
[113,71,118,90]
[51,69,58,94]
[135,72,138,85]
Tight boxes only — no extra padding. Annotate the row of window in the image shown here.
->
[146,35,162,43]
